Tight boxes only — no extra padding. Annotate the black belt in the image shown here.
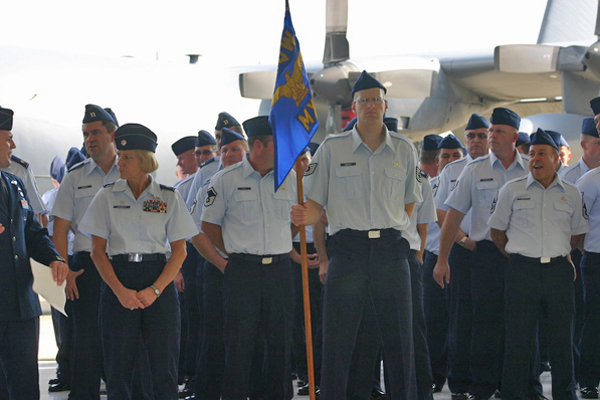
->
[229,253,289,265]
[511,253,567,265]
[335,228,401,239]
[110,253,166,263]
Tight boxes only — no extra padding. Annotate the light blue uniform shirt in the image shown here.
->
[488,173,588,257]
[174,174,195,209]
[576,168,600,252]
[425,175,441,254]
[51,158,120,253]
[559,158,591,184]
[186,156,221,209]
[445,150,529,242]
[79,177,198,256]
[404,173,437,251]
[43,188,74,255]
[200,157,296,255]
[434,155,473,235]
[2,157,47,214]
[304,127,422,236]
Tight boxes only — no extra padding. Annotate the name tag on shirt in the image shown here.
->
[480,178,494,182]
[113,205,130,209]
[77,185,92,189]
[340,162,356,167]
[237,187,252,191]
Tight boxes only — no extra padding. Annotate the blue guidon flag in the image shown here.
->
[269,0,319,191]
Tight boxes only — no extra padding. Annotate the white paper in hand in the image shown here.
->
[30,258,67,316]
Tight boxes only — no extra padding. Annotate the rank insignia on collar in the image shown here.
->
[143,199,167,213]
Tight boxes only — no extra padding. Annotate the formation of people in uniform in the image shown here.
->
[1,70,600,400]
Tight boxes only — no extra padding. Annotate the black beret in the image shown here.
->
[530,128,558,150]
[438,134,464,150]
[242,116,272,137]
[115,123,158,153]
[50,155,66,183]
[384,117,399,133]
[171,136,197,156]
[215,112,240,131]
[591,97,600,116]
[516,132,531,147]
[422,134,443,151]
[196,130,216,147]
[465,113,489,131]
[582,117,599,138]
[351,70,387,98]
[0,106,14,131]
[82,104,117,124]
[220,128,246,147]
[344,116,357,132]
[490,108,520,130]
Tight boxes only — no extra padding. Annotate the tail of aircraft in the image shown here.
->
[537,0,597,44]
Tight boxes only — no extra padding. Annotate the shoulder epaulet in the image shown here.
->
[160,184,176,192]
[103,182,116,188]
[10,155,28,169]
[201,178,212,188]
[200,157,216,168]
[322,131,351,143]
[468,154,489,165]
[67,159,89,173]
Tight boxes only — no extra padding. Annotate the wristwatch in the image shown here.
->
[150,284,161,297]
[458,236,468,247]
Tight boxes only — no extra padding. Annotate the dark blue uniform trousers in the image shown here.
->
[178,242,201,384]
[0,318,39,400]
[221,254,293,400]
[422,249,448,391]
[320,230,416,400]
[100,260,180,400]
[578,251,600,389]
[503,255,576,400]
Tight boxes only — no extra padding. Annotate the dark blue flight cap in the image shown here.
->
[516,132,531,147]
[115,123,158,153]
[220,128,246,147]
[438,134,464,150]
[104,108,119,126]
[344,116,357,132]
[384,117,399,133]
[590,97,600,116]
[0,106,14,131]
[530,128,558,150]
[50,155,66,183]
[243,116,272,137]
[215,112,240,131]
[582,117,599,138]
[490,108,520,130]
[171,136,197,156]
[67,147,86,169]
[196,130,216,147]
[82,104,117,124]
[307,142,319,156]
[465,113,489,131]
[545,130,563,149]
[422,134,443,151]
[559,135,569,148]
[351,70,387,98]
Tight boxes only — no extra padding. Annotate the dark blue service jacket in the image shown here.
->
[0,171,61,321]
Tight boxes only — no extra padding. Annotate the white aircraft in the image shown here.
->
[0,0,598,192]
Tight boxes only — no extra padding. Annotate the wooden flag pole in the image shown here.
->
[295,158,316,400]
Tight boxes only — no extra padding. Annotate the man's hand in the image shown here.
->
[49,261,69,286]
[319,260,328,285]
[65,269,84,300]
[136,287,158,308]
[116,287,145,310]
[0,223,4,235]
[307,253,320,269]
[174,271,185,293]
[290,204,308,226]
[433,259,450,289]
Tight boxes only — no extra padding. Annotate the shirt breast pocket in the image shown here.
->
[234,190,259,222]
[512,199,535,229]
[273,188,295,220]
[335,166,363,199]
[552,200,573,230]
[476,181,498,212]
[384,167,406,200]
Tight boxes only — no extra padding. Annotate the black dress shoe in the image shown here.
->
[297,379,307,387]
[432,383,443,393]
[298,383,320,396]
[581,387,600,399]
[371,388,387,400]
[48,381,70,392]
[451,393,469,400]
[48,378,60,385]
[529,394,548,400]
[467,395,488,400]
[184,395,197,400]
[178,387,194,398]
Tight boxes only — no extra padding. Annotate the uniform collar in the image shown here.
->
[240,157,272,180]
[489,149,527,171]
[578,158,591,175]
[351,125,395,154]
[86,156,118,176]
[113,175,161,199]
[526,172,566,191]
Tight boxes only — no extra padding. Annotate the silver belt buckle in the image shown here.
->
[262,257,273,265]
[129,253,143,262]
[540,256,551,264]
[368,230,381,239]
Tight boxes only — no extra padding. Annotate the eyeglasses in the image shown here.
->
[465,132,488,140]
[194,150,215,156]
[356,97,384,105]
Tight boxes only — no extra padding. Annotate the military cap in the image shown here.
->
[115,123,158,153]
[196,130,216,147]
[559,135,569,148]
[516,132,531,147]
[438,134,464,150]
[242,116,272,137]
[171,136,197,156]
[215,112,240,131]
[104,108,119,126]
[220,128,246,147]
[590,97,600,116]
[582,117,599,138]
[530,128,558,150]
[465,113,489,131]
[545,130,563,149]
[66,147,86,169]
[344,116,357,132]
[490,108,520,130]
[384,117,399,133]
[82,104,117,124]
[351,70,387,97]
[50,155,66,183]
[307,142,319,156]
[0,106,14,131]
[422,134,443,151]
